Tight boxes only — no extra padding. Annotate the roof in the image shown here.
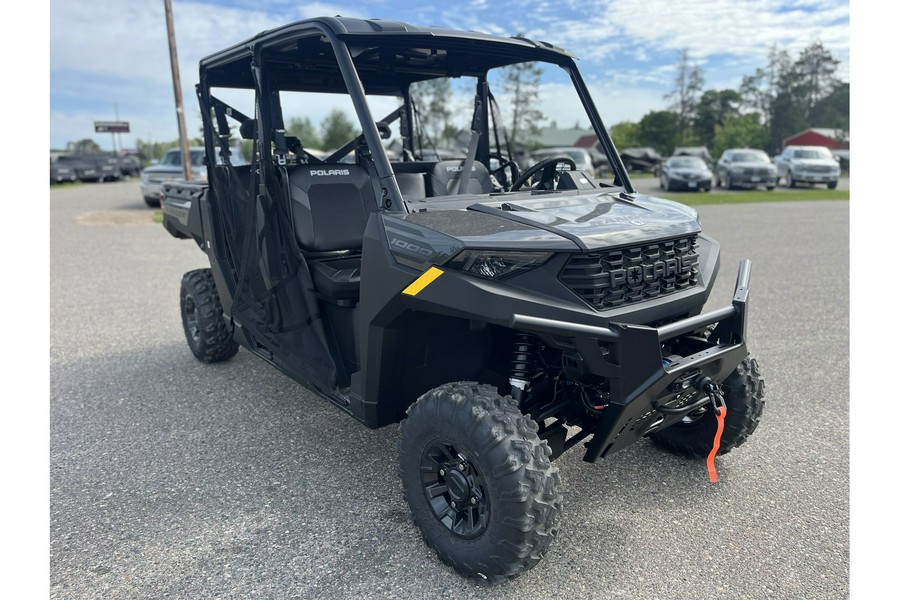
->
[200,17,577,93]
[785,128,849,143]
[536,127,596,148]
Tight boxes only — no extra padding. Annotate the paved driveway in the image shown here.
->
[50,181,849,599]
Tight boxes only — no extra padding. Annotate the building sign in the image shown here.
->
[94,121,130,133]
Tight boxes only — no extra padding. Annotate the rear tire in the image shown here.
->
[649,356,764,458]
[180,269,239,363]
[399,382,562,583]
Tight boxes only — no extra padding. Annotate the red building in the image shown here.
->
[782,128,849,150]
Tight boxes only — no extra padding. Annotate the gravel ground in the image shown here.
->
[49,181,849,599]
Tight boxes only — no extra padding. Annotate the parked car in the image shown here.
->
[82,154,122,182]
[49,157,81,184]
[140,147,210,207]
[715,148,777,190]
[52,154,102,182]
[529,146,595,177]
[659,155,713,192]
[586,146,610,177]
[619,147,662,173]
[673,146,714,167]
[118,154,143,177]
[774,145,840,189]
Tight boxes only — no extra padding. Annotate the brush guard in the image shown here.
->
[510,259,752,462]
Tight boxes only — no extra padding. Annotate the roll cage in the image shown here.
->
[196,16,634,214]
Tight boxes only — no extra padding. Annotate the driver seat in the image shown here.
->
[429,160,494,196]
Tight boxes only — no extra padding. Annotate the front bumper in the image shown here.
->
[670,177,711,191]
[793,172,839,184]
[511,259,752,460]
[140,180,165,200]
[731,172,777,187]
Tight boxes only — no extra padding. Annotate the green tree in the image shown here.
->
[791,41,842,123]
[665,49,705,145]
[410,78,454,146]
[811,82,849,131]
[287,116,323,149]
[711,113,769,158]
[693,89,742,147]
[320,109,359,150]
[67,138,102,154]
[637,110,680,156]
[501,60,545,148]
[739,45,792,130]
[609,121,641,150]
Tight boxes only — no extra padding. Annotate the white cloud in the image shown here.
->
[49,0,850,149]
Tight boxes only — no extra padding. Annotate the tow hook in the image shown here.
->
[704,382,728,483]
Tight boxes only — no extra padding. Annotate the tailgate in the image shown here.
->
[162,181,207,243]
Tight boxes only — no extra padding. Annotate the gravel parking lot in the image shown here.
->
[50,181,849,599]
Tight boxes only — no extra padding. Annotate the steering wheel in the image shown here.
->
[510,156,577,191]
[489,153,520,190]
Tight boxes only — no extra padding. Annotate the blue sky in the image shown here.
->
[49,0,849,151]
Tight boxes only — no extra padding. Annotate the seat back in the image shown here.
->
[288,164,377,252]
[395,172,427,200]
[429,160,493,196]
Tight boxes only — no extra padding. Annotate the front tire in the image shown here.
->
[827,181,838,190]
[399,382,562,583]
[785,170,796,188]
[649,356,765,458]
[180,269,239,363]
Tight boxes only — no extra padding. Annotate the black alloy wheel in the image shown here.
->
[419,439,489,538]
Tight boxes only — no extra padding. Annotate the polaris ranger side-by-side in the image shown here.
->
[162,17,764,582]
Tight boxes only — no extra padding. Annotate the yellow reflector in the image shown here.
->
[402,267,444,296]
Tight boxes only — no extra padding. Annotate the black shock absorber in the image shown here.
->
[509,333,540,408]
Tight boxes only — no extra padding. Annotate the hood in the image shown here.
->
[399,191,701,251]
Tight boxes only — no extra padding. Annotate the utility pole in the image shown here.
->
[164,0,192,181]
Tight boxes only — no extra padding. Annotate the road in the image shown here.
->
[50,181,849,599]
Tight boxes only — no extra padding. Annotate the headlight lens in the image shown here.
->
[447,250,552,280]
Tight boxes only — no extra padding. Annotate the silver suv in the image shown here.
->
[774,146,840,189]
[716,148,777,190]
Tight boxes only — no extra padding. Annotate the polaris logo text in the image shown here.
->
[310,169,350,176]
[609,255,697,287]
[445,166,477,172]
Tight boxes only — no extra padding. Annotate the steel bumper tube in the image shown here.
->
[510,259,752,461]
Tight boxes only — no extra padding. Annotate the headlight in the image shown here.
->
[447,250,552,280]
[140,172,150,182]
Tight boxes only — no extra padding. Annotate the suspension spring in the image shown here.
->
[509,333,540,406]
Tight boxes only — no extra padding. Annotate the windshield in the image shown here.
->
[160,150,206,167]
[794,148,833,159]
[669,157,707,169]
[731,151,769,163]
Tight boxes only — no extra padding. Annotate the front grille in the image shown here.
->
[560,236,700,310]
[746,167,772,176]
[807,165,833,173]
